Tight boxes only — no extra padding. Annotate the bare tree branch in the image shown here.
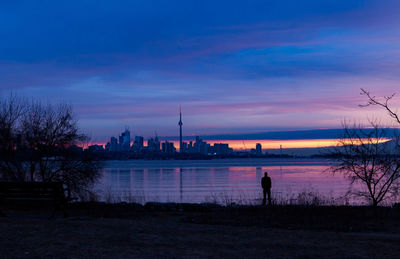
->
[360,88,400,125]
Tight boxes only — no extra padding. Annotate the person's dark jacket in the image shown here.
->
[261,176,271,190]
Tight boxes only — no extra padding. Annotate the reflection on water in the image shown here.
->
[94,159,354,204]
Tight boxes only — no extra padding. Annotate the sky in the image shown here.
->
[1,0,400,141]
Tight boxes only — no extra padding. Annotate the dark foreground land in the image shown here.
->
[1,203,400,258]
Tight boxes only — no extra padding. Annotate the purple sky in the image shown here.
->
[1,1,400,141]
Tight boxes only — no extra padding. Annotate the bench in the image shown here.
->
[0,182,71,217]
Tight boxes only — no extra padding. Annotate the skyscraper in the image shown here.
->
[162,141,176,154]
[120,129,131,151]
[110,136,118,151]
[133,136,144,151]
[256,143,262,154]
[178,105,183,152]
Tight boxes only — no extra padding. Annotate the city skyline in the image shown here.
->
[95,108,346,150]
[98,109,245,154]
[89,107,395,151]
[100,127,236,155]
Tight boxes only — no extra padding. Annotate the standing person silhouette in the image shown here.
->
[261,172,272,205]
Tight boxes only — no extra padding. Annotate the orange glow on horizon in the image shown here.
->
[84,139,332,149]
[84,138,389,150]
[200,138,390,150]
[205,139,338,150]
[180,139,353,150]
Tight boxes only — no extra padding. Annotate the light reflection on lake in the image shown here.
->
[93,159,354,204]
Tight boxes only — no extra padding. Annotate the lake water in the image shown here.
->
[93,158,360,205]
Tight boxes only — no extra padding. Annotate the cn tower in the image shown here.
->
[178,106,183,152]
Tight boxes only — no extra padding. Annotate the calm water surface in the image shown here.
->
[93,158,356,204]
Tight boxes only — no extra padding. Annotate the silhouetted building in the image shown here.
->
[147,135,160,152]
[212,143,232,155]
[132,136,144,151]
[155,135,160,151]
[256,143,262,154]
[88,144,104,152]
[180,141,188,153]
[162,141,176,154]
[119,129,131,151]
[189,141,194,151]
[107,136,119,152]
[193,136,209,155]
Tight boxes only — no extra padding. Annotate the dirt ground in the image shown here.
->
[1,204,400,258]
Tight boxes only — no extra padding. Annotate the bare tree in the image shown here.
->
[333,121,400,206]
[360,88,400,125]
[0,94,27,181]
[0,95,101,198]
[331,88,400,206]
